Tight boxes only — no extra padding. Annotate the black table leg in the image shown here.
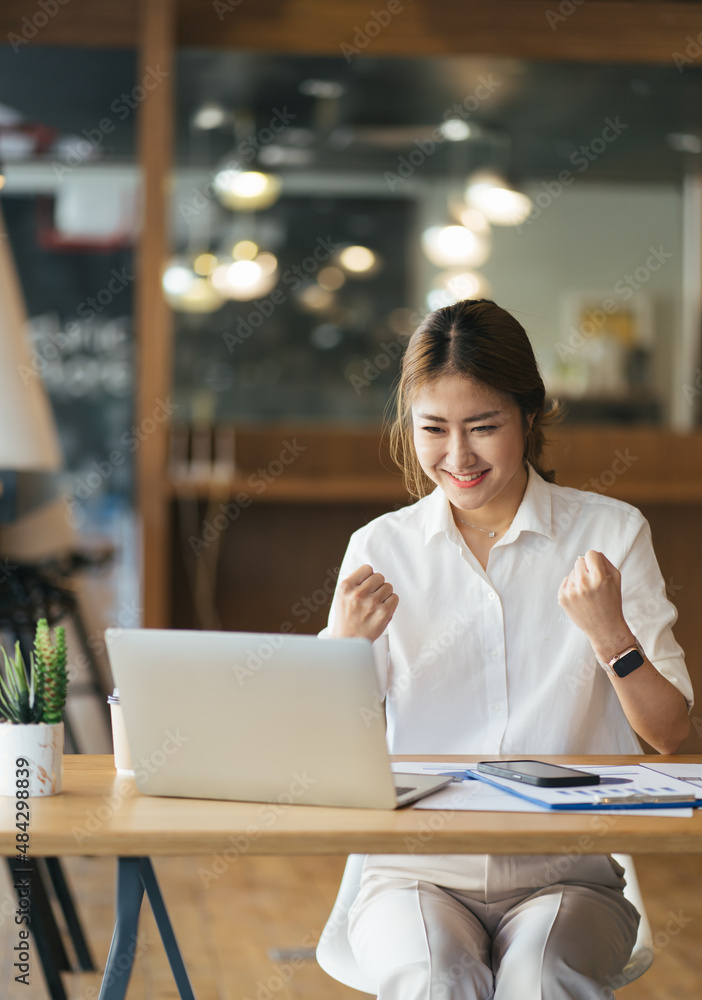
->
[44,857,96,971]
[139,859,196,1000]
[98,858,144,1000]
[98,857,196,1000]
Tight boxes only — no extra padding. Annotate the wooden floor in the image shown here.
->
[1,854,700,999]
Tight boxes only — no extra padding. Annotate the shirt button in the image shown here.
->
[492,704,502,713]
[488,591,496,600]
[491,650,499,657]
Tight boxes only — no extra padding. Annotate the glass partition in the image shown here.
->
[170,51,701,427]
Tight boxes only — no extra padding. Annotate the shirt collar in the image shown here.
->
[422,463,554,545]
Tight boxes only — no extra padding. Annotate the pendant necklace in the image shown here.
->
[453,514,500,538]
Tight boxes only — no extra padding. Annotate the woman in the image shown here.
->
[324,299,693,999]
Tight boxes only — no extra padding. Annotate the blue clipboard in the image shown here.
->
[466,766,700,811]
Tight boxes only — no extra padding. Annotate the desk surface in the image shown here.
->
[2,755,702,857]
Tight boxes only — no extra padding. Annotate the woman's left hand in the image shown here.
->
[557,550,633,659]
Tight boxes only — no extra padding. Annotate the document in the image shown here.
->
[465,763,699,810]
[640,762,702,787]
[392,762,695,816]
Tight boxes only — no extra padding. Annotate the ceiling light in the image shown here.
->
[232,239,258,260]
[426,271,490,312]
[256,252,278,276]
[163,263,195,296]
[429,269,491,309]
[318,266,346,291]
[214,168,281,211]
[338,245,378,275]
[439,119,473,142]
[193,252,218,276]
[458,207,491,234]
[192,103,228,130]
[666,133,702,154]
[209,254,279,301]
[163,260,225,313]
[171,278,226,313]
[299,79,345,99]
[296,284,335,312]
[421,225,489,268]
[465,171,532,226]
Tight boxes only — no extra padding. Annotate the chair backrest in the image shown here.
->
[316,854,375,994]
[611,853,654,985]
[316,853,654,994]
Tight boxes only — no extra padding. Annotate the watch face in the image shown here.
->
[612,648,645,677]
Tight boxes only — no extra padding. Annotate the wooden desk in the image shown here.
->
[2,754,702,1000]
[2,755,702,857]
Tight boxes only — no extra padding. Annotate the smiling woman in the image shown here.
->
[322,296,693,1000]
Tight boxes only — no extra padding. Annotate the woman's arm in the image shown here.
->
[558,550,690,755]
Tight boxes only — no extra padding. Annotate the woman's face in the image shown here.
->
[411,373,530,514]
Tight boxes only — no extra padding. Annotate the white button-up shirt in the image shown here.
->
[325,465,693,757]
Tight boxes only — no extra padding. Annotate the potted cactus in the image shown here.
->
[0,619,67,797]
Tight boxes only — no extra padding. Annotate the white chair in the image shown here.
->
[316,853,654,994]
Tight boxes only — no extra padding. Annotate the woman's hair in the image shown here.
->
[388,298,560,499]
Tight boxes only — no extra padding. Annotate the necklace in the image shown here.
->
[453,513,502,538]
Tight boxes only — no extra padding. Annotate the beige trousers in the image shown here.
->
[348,876,640,1000]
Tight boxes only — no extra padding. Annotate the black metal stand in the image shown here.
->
[44,858,95,971]
[5,857,98,1000]
[98,858,196,1000]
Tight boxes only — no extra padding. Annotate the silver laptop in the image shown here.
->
[105,628,452,809]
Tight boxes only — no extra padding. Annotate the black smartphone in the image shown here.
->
[476,760,600,787]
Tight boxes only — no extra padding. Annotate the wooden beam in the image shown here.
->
[0,0,138,48]
[176,0,702,64]
[2,0,702,64]
[136,0,175,628]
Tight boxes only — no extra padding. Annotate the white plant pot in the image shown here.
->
[0,722,64,797]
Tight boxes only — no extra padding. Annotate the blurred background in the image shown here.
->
[1,35,701,680]
[1,4,702,1000]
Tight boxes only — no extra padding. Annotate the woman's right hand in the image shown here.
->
[329,564,399,642]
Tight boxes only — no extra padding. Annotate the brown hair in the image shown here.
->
[388,298,561,499]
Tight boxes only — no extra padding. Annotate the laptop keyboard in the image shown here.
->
[394,785,417,796]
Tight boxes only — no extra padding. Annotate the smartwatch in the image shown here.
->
[607,639,645,678]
